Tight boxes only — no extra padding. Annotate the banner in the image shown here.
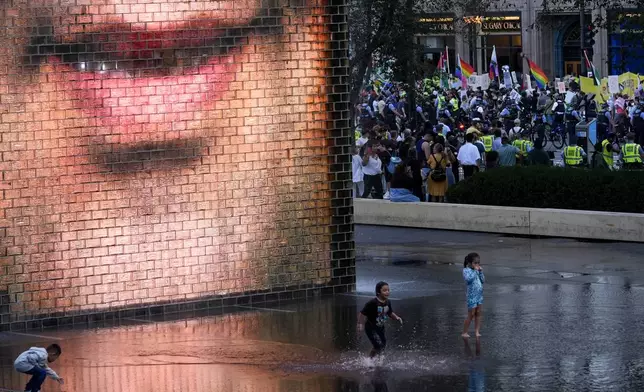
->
[618,72,639,97]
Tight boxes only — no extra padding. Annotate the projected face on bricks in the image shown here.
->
[0,0,334,317]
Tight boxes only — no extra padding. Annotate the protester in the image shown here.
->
[497,137,520,167]
[458,133,481,179]
[389,163,421,202]
[361,141,384,199]
[427,143,450,202]
[352,147,364,198]
[485,150,499,169]
[527,139,551,166]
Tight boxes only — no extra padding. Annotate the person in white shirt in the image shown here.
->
[457,133,481,179]
[361,141,384,199]
[14,344,64,392]
[352,147,364,198]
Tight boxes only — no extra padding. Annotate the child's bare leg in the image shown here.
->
[462,309,475,337]
[474,305,483,337]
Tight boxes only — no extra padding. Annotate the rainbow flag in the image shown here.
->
[455,54,474,88]
[527,58,548,89]
[460,58,474,79]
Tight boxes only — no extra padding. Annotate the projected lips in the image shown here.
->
[44,22,252,148]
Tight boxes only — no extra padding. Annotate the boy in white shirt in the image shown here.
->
[14,344,64,392]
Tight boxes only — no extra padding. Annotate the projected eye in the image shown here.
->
[45,29,247,77]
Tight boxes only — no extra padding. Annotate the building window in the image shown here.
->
[608,11,644,74]
[480,35,523,73]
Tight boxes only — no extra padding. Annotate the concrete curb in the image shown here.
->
[354,199,644,242]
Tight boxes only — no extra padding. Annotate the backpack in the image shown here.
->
[429,154,446,182]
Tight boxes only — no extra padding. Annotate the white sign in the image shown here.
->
[468,75,479,89]
[525,74,533,91]
[608,75,620,94]
[565,91,575,104]
[510,90,521,102]
[479,75,490,90]
[557,82,566,94]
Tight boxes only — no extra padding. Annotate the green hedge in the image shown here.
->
[446,166,644,213]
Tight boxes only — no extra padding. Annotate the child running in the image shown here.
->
[357,281,403,357]
[462,252,485,338]
[14,344,64,392]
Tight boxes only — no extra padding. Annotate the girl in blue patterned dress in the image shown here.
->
[462,252,485,338]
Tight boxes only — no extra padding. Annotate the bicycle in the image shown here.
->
[542,122,568,149]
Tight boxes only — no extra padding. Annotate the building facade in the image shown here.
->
[416,1,644,82]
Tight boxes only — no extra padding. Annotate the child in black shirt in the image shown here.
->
[357,281,403,357]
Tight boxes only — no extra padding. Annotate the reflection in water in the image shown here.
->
[370,372,389,392]
[464,338,485,392]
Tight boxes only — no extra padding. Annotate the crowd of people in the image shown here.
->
[352,78,644,202]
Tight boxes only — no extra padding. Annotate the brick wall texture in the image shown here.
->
[0,0,354,327]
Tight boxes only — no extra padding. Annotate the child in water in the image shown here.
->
[357,281,404,357]
[14,344,64,392]
[462,252,485,338]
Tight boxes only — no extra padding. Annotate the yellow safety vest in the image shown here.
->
[602,139,613,166]
[438,96,446,110]
[622,143,642,163]
[481,136,494,152]
[512,140,523,158]
[564,146,583,166]
[449,98,459,111]
[519,140,533,155]
[355,129,361,143]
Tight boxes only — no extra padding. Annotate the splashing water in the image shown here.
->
[284,350,465,379]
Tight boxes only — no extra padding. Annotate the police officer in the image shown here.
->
[563,140,587,168]
[621,132,644,170]
[518,131,534,165]
[601,132,621,169]
[480,131,494,153]
[552,98,566,132]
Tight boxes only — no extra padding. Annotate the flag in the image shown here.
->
[460,57,475,79]
[455,53,465,88]
[455,54,474,89]
[489,46,499,81]
[583,50,601,86]
[445,47,450,75]
[526,57,548,89]
[435,52,449,89]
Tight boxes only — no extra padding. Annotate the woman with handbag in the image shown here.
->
[427,143,455,203]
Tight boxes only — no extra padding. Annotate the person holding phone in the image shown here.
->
[462,252,485,338]
[361,141,384,199]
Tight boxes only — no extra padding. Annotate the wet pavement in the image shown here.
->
[2,225,644,391]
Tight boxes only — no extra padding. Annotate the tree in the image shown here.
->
[347,0,416,108]
[348,0,496,109]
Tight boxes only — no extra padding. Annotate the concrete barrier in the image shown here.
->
[354,199,644,242]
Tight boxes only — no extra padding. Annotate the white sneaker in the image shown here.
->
[383,191,390,200]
